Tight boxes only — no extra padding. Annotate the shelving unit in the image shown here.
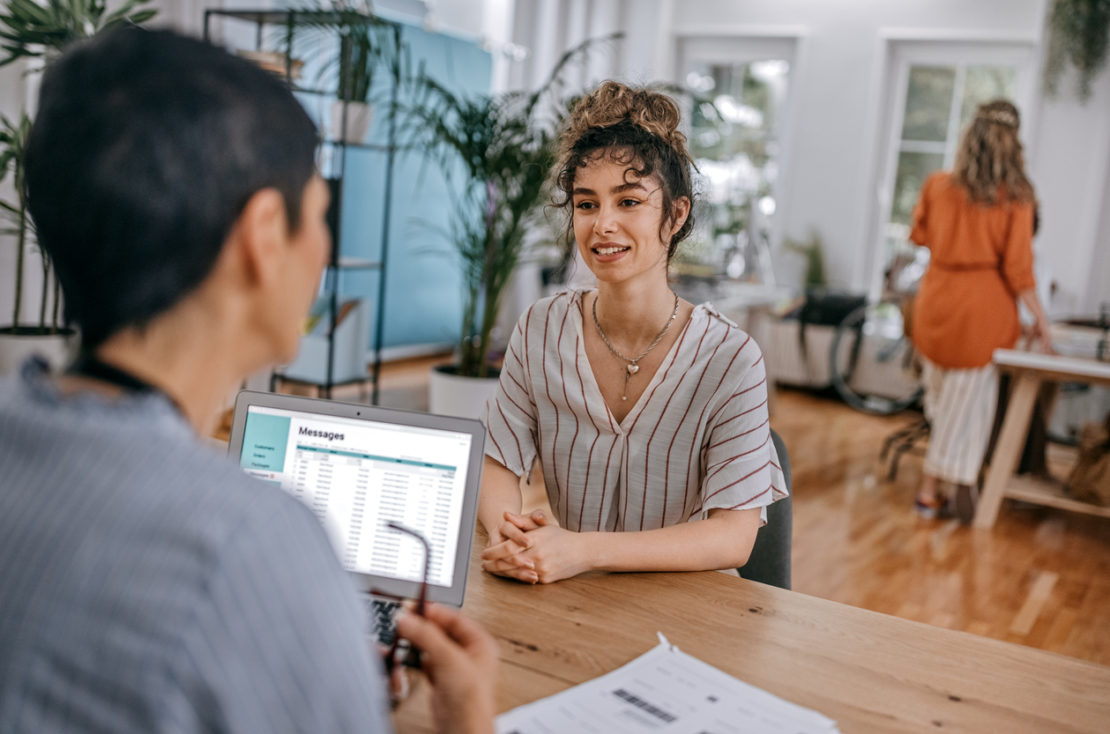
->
[203,8,399,402]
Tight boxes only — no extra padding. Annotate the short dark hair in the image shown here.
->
[25,27,318,348]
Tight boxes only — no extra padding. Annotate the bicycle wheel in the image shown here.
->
[829,300,924,415]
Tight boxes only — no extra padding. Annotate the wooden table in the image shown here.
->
[393,542,1110,733]
[975,348,1110,529]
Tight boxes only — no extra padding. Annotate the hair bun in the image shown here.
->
[562,80,690,163]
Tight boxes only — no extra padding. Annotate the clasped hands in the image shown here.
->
[481,510,591,584]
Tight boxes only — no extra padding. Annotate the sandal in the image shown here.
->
[913,496,948,519]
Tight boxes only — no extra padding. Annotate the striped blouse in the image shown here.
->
[484,290,787,532]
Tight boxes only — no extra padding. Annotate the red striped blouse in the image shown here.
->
[484,290,788,532]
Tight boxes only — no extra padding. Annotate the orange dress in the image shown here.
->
[909,171,1036,369]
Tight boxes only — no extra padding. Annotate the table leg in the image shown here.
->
[974,372,1041,529]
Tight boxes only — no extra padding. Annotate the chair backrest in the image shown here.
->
[737,429,792,589]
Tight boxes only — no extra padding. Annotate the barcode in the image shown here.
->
[612,688,677,723]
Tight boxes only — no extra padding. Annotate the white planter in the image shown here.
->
[329,100,373,144]
[0,329,77,375]
[428,365,500,420]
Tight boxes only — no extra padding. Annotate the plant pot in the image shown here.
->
[330,100,373,144]
[0,327,78,375]
[428,364,501,419]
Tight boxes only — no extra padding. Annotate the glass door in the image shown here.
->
[676,37,796,285]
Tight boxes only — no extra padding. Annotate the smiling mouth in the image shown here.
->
[593,245,631,256]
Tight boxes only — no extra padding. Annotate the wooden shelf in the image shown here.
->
[1005,474,1110,520]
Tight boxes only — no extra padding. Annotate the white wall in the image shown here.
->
[507,0,1109,315]
[0,60,28,329]
[1032,60,1110,315]
[1092,137,1110,313]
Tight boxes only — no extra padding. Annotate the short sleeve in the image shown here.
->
[697,342,788,517]
[909,173,935,247]
[181,497,392,733]
[483,311,538,478]
[1000,200,1036,294]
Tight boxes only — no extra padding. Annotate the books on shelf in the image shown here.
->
[303,297,360,336]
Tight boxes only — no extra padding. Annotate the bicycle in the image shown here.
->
[828,249,928,416]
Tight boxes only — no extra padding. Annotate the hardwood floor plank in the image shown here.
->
[1010,570,1059,636]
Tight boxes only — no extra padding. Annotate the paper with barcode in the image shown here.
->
[496,634,838,734]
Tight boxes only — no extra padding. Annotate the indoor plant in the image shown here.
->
[0,111,71,372]
[293,2,399,143]
[0,0,156,68]
[1044,0,1110,101]
[0,0,157,372]
[406,38,618,415]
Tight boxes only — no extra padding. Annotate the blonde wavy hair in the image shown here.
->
[554,81,697,257]
[951,99,1035,205]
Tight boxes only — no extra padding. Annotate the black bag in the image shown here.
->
[796,288,867,364]
[798,288,868,326]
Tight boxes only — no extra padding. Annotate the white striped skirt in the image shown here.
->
[921,358,999,485]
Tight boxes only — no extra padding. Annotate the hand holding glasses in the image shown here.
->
[382,521,430,677]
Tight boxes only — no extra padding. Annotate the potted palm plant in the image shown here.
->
[0,112,72,373]
[0,0,156,373]
[291,2,399,144]
[408,36,618,417]
[0,0,156,67]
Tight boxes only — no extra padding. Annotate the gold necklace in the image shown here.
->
[591,291,680,401]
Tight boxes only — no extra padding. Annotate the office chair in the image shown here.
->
[737,429,792,590]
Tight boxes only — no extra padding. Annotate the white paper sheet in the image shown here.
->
[496,634,838,734]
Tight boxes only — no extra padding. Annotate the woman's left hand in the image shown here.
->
[480,510,593,584]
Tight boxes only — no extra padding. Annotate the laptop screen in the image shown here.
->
[233,398,479,596]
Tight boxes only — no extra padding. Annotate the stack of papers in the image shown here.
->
[497,634,838,734]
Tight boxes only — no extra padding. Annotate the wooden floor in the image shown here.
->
[317,356,1110,667]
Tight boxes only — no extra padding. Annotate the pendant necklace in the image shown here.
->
[592,291,680,401]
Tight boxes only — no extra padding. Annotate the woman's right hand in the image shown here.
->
[1030,317,1055,354]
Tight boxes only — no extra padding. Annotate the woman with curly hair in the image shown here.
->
[476,81,788,584]
[909,99,1052,522]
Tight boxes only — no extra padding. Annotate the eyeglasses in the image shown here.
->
[382,520,430,675]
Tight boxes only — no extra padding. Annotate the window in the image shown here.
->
[886,64,1016,249]
[686,59,791,281]
[676,36,795,284]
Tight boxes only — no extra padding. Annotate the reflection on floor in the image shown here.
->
[301,355,1110,667]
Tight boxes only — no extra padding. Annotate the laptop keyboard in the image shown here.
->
[363,596,402,646]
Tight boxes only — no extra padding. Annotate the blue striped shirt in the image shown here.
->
[0,359,392,732]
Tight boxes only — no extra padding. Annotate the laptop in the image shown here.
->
[227,390,485,645]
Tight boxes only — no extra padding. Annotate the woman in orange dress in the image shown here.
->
[909,100,1051,522]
